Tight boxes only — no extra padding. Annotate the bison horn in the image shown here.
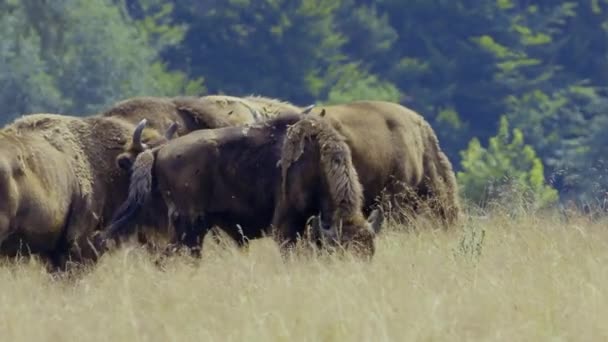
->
[165,121,179,140]
[301,104,315,114]
[133,118,148,150]
[317,213,338,241]
[316,213,324,232]
[367,208,384,234]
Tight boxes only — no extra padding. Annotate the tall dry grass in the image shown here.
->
[1,210,607,341]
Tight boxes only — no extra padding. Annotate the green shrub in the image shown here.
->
[457,116,558,211]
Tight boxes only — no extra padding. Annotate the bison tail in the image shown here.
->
[107,149,156,239]
[422,125,462,226]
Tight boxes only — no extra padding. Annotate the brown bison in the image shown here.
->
[306,100,461,226]
[97,112,382,258]
[275,116,384,255]
[0,113,174,269]
[99,99,458,256]
[100,95,313,248]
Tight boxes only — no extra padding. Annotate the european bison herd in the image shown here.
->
[0,95,460,271]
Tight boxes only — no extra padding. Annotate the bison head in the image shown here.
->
[116,119,179,171]
[312,208,383,258]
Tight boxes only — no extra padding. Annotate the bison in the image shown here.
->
[306,100,461,226]
[0,113,173,270]
[97,112,382,258]
[99,99,459,256]
[99,95,313,248]
[274,116,385,256]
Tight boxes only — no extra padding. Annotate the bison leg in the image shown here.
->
[53,196,103,269]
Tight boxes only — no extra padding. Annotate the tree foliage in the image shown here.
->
[0,0,203,120]
[457,116,559,210]
[2,0,608,206]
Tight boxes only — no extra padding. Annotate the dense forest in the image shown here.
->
[1,0,608,209]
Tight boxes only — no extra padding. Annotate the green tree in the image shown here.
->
[364,0,513,161]
[0,0,203,123]
[323,62,401,105]
[462,1,608,204]
[551,96,608,206]
[457,116,558,210]
[0,0,66,121]
[165,0,369,104]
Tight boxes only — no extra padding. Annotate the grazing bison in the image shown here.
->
[307,100,461,226]
[101,95,313,248]
[97,113,381,258]
[0,113,174,269]
[98,99,458,257]
[274,116,384,256]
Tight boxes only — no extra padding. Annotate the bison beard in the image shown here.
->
[99,113,378,259]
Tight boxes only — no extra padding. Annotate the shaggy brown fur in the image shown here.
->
[100,96,228,171]
[0,113,146,270]
[100,96,189,135]
[101,95,301,132]
[244,95,305,117]
[98,112,378,258]
[275,116,382,257]
[95,94,304,251]
[103,95,300,172]
[308,101,461,226]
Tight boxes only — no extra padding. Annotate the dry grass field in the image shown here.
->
[1,210,607,341]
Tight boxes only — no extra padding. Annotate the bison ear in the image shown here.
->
[305,215,317,227]
[314,214,324,231]
[311,213,330,232]
[132,118,148,150]
[320,109,326,117]
[367,208,384,234]
[116,154,133,171]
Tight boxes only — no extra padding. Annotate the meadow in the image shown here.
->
[1,209,607,341]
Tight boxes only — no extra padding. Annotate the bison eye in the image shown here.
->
[117,155,133,170]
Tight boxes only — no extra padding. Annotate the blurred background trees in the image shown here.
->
[2,0,608,208]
